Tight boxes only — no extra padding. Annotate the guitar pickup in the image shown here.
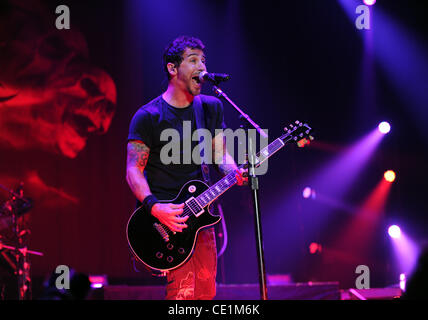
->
[185,197,204,217]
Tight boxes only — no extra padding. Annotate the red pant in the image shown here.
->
[166,228,217,300]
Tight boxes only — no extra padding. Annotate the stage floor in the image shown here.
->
[98,282,401,300]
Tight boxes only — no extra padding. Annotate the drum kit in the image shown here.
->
[0,182,43,300]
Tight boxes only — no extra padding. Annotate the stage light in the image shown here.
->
[388,225,401,239]
[89,275,108,289]
[309,242,322,254]
[303,187,311,199]
[302,187,316,199]
[389,230,420,276]
[363,0,376,5]
[378,121,391,134]
[384,170,396,183]
[399,273,406,291]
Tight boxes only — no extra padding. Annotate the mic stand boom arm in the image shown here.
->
[213,86,268,139]
[212,85,268,300]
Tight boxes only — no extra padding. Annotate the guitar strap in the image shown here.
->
[193,95,212,186]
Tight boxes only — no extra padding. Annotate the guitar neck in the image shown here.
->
[196,134,292,207]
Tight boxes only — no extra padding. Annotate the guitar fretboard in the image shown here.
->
[196,136,288,207]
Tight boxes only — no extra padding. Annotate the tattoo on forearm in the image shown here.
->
[212,135,237,175]
[127,141,150,173]
[212,134,226,164]
[218,159,237,175]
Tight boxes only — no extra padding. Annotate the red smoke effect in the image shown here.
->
[0,1,119,281]
[336,178,392,254]
[0,0,117,159]
[318,178,392,287]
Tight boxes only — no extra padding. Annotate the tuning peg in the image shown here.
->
[295,120,300,125]
[309,135,314,141]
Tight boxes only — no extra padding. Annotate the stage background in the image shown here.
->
[1,0,427,295]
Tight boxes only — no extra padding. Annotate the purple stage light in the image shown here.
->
[378,121,391,134]
[399,273,406,291]
[302,187,316,199]
[303,187,312,199]
[363,0,376,5]
[388,225,401,239]
[389,230,420,276]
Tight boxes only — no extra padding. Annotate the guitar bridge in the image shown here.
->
[153,223,169,242]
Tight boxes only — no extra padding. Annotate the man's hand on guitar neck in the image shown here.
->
[213,132,248,186]
[235,167,249,186]
[151,203,188,233]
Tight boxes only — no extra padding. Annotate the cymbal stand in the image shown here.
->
[0,183,40,300]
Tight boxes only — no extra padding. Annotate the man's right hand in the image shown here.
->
[151,203,188,233]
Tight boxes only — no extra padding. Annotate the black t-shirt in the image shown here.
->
[128,94,226,201]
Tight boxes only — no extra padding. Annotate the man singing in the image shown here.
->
[126,35,247,300]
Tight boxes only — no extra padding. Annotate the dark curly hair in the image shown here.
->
[163,35,205,80]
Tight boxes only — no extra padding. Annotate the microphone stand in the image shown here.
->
[212,84,268,300]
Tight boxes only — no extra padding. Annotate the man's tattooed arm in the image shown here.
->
[126,140,188,230]
[212,132,249,186]
[212,132,238,175]
[126,140,152,202]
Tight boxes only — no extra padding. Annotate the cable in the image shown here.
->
[216,202,228,258]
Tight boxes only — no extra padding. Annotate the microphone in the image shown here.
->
[199,71,230,84]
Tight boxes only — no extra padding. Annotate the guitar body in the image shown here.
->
[126,180,221,272]
[126,121,313,274]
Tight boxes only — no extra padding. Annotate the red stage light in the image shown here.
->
[309,242,322,254]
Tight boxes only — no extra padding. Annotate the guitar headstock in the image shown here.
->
[282,121,314,147]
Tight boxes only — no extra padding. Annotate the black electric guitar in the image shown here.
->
[126,121,313,273]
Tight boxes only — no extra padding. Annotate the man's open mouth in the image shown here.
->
[192,75,201,85]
